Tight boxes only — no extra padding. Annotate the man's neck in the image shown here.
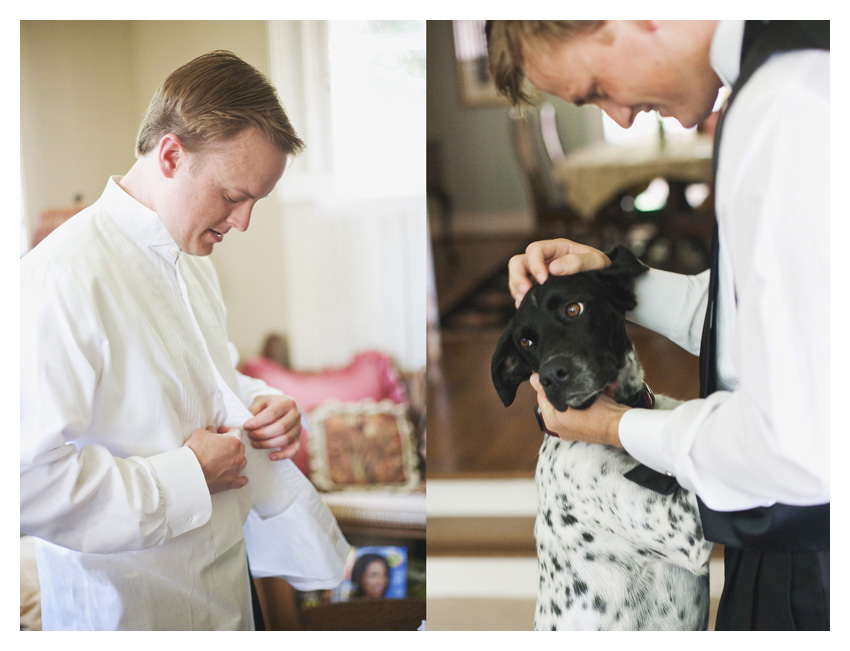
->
[117,158,158,213]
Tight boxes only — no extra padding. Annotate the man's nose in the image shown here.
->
[599,101,636,129]
[226,203,253,232]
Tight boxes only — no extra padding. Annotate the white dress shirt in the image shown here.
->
[20,177,349,630]
[619,21,829,511]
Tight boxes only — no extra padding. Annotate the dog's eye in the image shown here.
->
[566,302,585,317]
[519,337,534,349]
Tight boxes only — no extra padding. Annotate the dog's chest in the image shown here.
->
[535,435,644,545]
[532,435,711,631]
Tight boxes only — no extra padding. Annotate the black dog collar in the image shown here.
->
[535,383,655,438]
[621,383,655,410]
[534,406,560,438]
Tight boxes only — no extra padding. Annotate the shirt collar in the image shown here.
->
[710,20,746,89]
[101,176,182,263]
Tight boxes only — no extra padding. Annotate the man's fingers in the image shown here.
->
[244,396,299,431]
[269,438,301,462]
[249,421,302,450]
[507,253,536,305]
[184,427,251,493]
[509,239,598,305]
[522,246,552,286]
[247,410,300,442]
[549,250,611,276]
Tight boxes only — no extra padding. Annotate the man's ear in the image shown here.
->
[157,133,184,179]
[594,245,648,313]
[491,329,533,407]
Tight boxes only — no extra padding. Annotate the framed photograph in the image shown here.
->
[334,546,409,601]
[452,20,508,108]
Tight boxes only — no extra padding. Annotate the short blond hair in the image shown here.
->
[486,21,606,106]
[136,50,304,157]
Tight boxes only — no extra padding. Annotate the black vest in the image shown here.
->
[697,20,829,551]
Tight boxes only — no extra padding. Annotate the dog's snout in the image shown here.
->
[540,360,572,389]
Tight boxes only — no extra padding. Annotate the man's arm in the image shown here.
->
[20,271,246,553]
[229,344,302,460]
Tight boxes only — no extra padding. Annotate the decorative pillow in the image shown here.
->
[239,351,407,411]
[239,352,408,477]
[307,400,420,492]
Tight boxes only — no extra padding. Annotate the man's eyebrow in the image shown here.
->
[231,188,257,200]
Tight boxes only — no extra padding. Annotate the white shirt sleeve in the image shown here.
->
[20,261,212,553]
[627,267,709,356]
[228,342,284,405]
[619,50,829,511]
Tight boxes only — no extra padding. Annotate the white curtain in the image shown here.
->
[280,198,425,371]
[269,21,426,372]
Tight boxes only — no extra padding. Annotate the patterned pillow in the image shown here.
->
[307,400,420,491]
[239,352,407,477]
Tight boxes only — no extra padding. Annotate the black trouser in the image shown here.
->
[248,561,266,631]
[715,547,829,630]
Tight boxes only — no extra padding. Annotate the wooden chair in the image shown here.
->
[510,103,712,271]
[510,102,650,249]
[509,103,586,241]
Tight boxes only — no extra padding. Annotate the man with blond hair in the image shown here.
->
[21,50,348,630]
[487,21,829,630]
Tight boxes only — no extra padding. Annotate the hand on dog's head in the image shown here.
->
[491,245,648,411]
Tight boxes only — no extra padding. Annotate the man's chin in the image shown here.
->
[183,242,215,257]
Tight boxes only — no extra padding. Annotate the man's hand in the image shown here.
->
[184,427,248,494]
[508,239,611,307]
[243,395,302,461]
[529,373,629,448]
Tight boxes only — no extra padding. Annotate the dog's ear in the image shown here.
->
[491,328,534,407]
[594,245,649,313]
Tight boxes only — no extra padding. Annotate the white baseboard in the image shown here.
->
[430,209,534,239]
[426,478,725,602]
[427,479,537,518]
[427,557,538,599]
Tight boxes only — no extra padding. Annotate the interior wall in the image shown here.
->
[20,21,138,230]
[426,20,530,236]
[425,20,604,238]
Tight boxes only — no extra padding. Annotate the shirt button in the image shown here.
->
[170,248,179,258]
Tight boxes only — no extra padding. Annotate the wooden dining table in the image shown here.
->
[552,134,714,220]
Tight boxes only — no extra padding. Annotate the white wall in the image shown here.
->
[20,21,139,224]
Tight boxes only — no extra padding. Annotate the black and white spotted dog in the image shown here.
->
[491,246,713,630]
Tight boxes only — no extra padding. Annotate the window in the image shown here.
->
[270,20,425,202]
[603,111,695,145]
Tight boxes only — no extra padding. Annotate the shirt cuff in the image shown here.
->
[619,408,680,483]
[145,446,212,539]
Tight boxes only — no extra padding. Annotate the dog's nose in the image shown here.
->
[539,361,571,389]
